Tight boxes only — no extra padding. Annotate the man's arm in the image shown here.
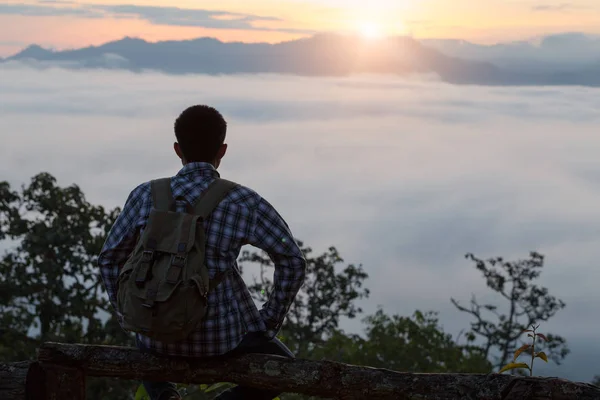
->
[247,196,307,338]
[97,184,146,318]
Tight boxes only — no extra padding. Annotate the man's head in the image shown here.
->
[173,105,228,168]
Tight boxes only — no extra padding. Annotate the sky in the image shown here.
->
[2,62,600,382]
[2,0,600,57]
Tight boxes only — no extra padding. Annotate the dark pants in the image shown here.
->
[136,332,294,400]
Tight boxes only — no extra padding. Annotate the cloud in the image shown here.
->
[532,3,587,12]
[0,2,315,34]
[0,3,102,18]
[100,4,315,34]
[2,64,600,381]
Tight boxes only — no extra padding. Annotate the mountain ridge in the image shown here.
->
[422,32,600,73]
[4,33,600,87]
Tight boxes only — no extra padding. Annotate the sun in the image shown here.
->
[359,22,384,39]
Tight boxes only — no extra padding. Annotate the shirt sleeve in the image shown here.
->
[247,196,307,338]
[97,183,146,317]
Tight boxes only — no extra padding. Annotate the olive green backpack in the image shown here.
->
[116,177,237,343]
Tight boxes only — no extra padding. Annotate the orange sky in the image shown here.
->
[1,0,599,56]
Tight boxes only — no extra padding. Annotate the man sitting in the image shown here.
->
[98,105,307,400]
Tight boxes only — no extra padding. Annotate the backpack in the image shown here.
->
[116,177,238,343]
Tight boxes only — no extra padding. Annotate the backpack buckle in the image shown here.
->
[166,255,186,284]
[171,255,186,267]
[141,250,154,262]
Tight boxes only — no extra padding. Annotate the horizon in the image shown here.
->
[5,29,600,57]
[5,28,599,88]
[2,0,600,57]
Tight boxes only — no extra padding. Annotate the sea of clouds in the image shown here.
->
[1,63,600,381]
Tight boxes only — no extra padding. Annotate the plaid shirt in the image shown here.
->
[98,162,306,357]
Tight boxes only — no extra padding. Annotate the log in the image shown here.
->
[44,366,85,400]
[0,361,48,400]
[0,362,31,400]
[37,342,600,400]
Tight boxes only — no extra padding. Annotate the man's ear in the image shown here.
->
[214,144,227,169]
[217,143,228,160]
[174,142,183,159]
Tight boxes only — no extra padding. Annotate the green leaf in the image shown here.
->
[205,382,232,393]
[513,344,531,361]
[134,384,149,400]
[499,362,530,374]
[535,351,549,362]
[199,384,209,391]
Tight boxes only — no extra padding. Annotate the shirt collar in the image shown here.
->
[176,162,220,178]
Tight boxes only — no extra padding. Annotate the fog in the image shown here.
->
[2,64,600,381]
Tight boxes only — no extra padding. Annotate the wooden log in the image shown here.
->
[0,362,31,400]
[0,361,86,400]
[43,366,85,400]
[37,342,600,400]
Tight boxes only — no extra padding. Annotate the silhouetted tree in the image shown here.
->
[451,252,569,371]
[313,308,492,374]
[0,173,135,399]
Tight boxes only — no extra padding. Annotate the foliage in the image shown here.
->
[499,324,549,376]
[0,173,135,399]
[239,243,370,358]
[451,252,569,371]
[238,238,493,400]
[312,308,492,374]
[1,172,577,400]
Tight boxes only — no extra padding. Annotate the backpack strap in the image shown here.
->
[209,269,233,291]
[193,178,238,292]
[151,178,175,211]
[193,178,238,218]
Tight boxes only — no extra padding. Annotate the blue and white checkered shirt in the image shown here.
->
[98,162,306,357]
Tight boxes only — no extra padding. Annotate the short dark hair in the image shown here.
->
[174,105,227,163]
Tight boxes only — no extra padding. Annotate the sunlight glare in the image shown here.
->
[359,22,384,39]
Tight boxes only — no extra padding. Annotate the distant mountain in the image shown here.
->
[4,33,600,87]
[422,33,600,73]
[6,34,499,80]
[11,44,54,60]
